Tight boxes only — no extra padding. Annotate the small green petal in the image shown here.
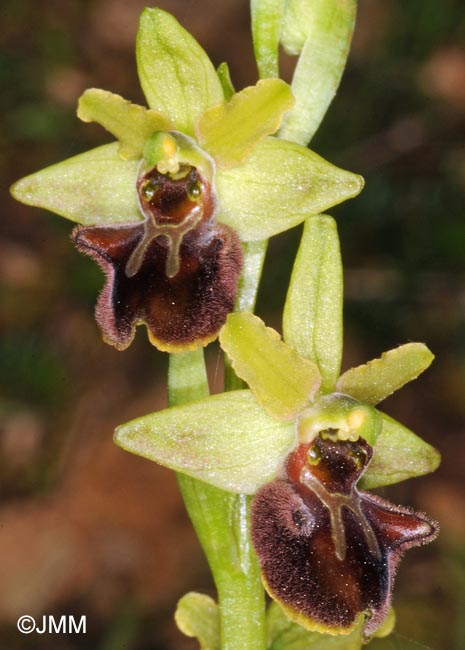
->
[136,8,224,135]
[267,601,364,650]
[196,79,294,169]
[114,390,295,495]
[10,143,140,225]
[279,0,357,145]
[283,215,342,393]
[251,0,286,78]
[175,592,220,650]
[337,343,434,406]
[215,137,364,241]
[360,413,441,490]
[77,88,171,159]
[220,312,321,421]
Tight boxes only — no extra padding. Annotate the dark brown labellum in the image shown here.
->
[251,435,438,639]
[72,164,242,352]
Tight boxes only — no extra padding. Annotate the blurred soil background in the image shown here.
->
[1,0,465,648]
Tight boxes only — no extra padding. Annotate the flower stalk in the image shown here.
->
[169,350,266,650]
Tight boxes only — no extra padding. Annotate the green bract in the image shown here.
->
[251,0,357,145]
[11,7,362,241]
[283,215,342,393]
[278,0,357,145]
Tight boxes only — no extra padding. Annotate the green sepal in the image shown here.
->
[298,394,382,447]
[10,143,140,225]
[215,137,364,241]
[175,592,220,650]
[267,601,364,650]
[77,88,171,159]
[196,79,294,169]
[283,215,342,393]
[279,0,357,145]
[114,390,295,495]
[360,413,441,490]
[251,0,286,78]
[136,8,224,135]
[220,312,321,421]
[337,343,434,406]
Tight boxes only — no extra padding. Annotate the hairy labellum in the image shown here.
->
[251,434,438,639]
[73,162,242,352]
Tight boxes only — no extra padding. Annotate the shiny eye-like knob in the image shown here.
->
[187,179,202,201]
[307,443,322,466]
[348,442,367,470]
[140,178,159,201]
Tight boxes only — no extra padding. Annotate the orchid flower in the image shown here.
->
[11,8,363,352]
[114,215,440,643]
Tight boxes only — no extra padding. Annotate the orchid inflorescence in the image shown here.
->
[12,5,440,649]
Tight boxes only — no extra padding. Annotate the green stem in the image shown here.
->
[169,350,266,650]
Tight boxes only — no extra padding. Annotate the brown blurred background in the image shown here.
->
[1,0,465,648]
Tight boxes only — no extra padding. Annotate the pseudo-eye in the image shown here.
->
[251,432,438,640]
[73,133,242,352]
